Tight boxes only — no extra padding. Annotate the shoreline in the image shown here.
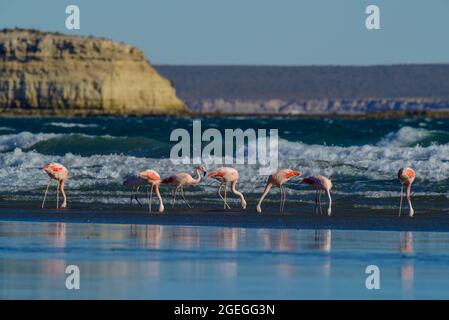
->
[2,110,449,119]
[1,207,449,232]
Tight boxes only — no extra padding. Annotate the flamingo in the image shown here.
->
[256,169,302,213]
[161,165,207,208]
[123,176,148,206]
[42,163,68,209]
[138,169,164,213]
[398,167,415,217]
[301,175,333,216]
[207,167,247,209]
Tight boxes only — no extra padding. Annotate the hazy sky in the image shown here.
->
[1,0,448,65]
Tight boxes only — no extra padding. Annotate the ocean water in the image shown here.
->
[0,116,448,213]
[1,221,449,299]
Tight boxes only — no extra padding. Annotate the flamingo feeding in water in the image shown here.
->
[301,175,333,216]
[398,167,415,217]
[123,176,148,206]
[207,167,247,209]
[42,163,68,209]
[256,169,302,213]
[161,165,207,208]
[138,169,164,213]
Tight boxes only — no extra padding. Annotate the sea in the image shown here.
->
[1,116,449,299]
[0,116,448,213]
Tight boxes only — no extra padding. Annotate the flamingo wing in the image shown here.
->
[162,175,177,184]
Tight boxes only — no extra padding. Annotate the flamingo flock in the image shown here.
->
[40,163,416,217]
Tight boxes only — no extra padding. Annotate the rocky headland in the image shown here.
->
[0,29,186,116]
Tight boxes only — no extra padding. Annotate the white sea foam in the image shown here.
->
[0,127,449,204]
[276,139,449,182]
[377,126,434,147]
[45,122,99,128]
[0,127,15,131]
[0,132,62,152]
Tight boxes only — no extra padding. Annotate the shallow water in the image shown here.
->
[1,221,449,299]
[1,117,449,214]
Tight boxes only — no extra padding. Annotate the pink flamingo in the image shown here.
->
[398,167,415,217]
[123,176,148,206]
[207,167,247,209]
[161,165,207,208]
[256,169,302,213]
[301,175,333,216]
[42,163,68,209]
[138,169,164,213]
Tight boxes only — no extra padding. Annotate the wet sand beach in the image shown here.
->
[0,204,448,232]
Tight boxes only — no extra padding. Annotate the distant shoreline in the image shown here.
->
[2,109,449,119]
[1,207,449,232]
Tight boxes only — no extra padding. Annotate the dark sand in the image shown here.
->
[0,202,448,232]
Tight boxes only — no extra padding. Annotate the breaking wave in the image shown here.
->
[0,125,449,205]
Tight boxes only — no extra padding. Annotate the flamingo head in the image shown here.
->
[196,165,207,176]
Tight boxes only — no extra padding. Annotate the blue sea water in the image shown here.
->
[1,117,449,299]
[0,116,448,212]
[1,221,449,299]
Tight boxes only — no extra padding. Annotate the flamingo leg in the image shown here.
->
[279,186,282,212]
[56,181,60,209]
[147,184,154,212]
[180,187,192,208]
[149,184,154,212]
[319,190,324,215]
[282,187,287,212]
[130,187,134,205]
[218,183,231,209]
[315,190,319,215]
[399,185,404,217]
[42,179,51,209]
[224,183,228,210]
[135,186,143,207]
[172,187,179,208]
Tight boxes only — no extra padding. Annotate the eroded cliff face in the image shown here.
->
[0,29,186,115]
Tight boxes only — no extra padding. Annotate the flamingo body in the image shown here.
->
[256,169,301,213]
[42,163,68,209]
[162,165,207,208]
[301,175,333,216]
[207,167,247,209]
[138,169,164,213]
[123,176,148,206]
[398,167,415,217]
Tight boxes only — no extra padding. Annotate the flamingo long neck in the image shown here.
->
[326,188,332,216]
[231,180,246,208]
[256,183,272,212]
[154,184,164,212]
[59,180,67,207]
[192,169,202,184]
[406,184,413,216]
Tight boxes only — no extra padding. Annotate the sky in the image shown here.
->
[0,0,448,65]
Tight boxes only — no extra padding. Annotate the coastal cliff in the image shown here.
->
[0,29,186,116]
